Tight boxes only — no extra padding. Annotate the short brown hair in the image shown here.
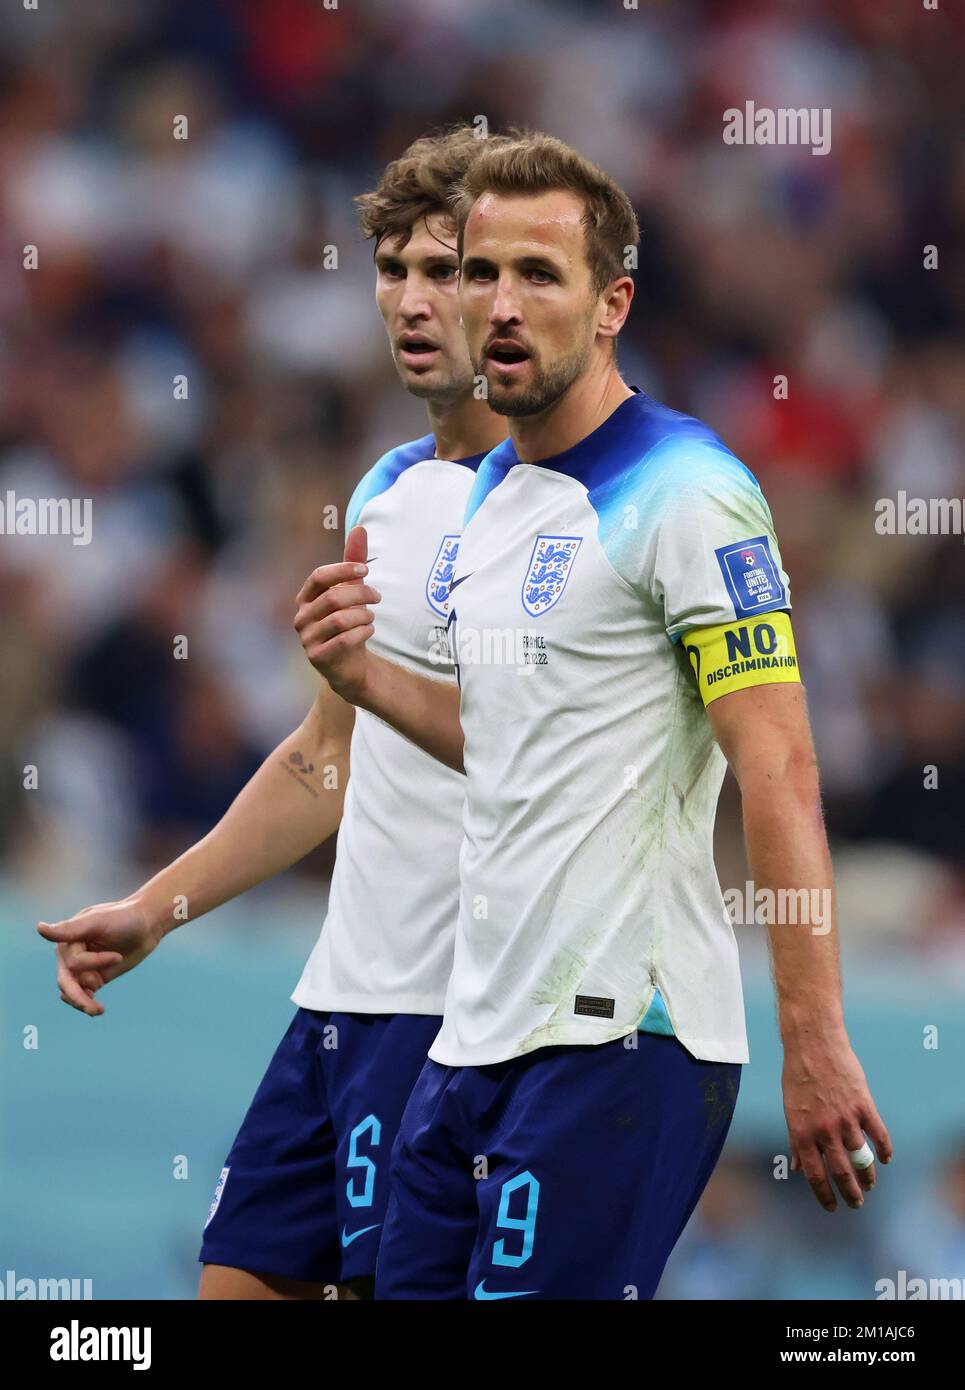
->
[356,124,500,252]
[450,131,640,294]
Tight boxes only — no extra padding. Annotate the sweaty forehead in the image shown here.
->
[463,190,587,264]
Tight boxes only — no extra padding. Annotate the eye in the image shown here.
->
[528,268,555,285]
[379,262,405,280]
[430,265,458,281]
[466,265,496,282]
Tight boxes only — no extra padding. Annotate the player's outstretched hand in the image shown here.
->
[294,526,381,703]
[783,1042,892,1212]
[37,899,163,1016]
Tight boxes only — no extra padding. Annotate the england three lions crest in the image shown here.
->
[521,534,582,617]
[427,534,461,617]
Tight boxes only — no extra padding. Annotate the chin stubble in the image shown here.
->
[487,338,591,418]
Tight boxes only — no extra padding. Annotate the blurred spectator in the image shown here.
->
[657,1152,778,1299]
[879,1142,965,1291]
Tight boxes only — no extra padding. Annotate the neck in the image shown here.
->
[425,392,507,463]
[508,356,634,464]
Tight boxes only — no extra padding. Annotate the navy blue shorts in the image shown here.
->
[376,1031,741,1300]
[199,1007,441,1284]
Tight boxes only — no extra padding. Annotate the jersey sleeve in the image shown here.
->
[344,438,423,534]
[345,468,375,535]
[598,441,798,703]
[600,441,791,635]
[642,444,795,639]
[655,469,790,642]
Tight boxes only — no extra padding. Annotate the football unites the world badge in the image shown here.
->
[714,534,787,619]
[521,535,582,617]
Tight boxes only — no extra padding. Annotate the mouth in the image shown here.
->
[398,334,441,367]
[485,339,531,377]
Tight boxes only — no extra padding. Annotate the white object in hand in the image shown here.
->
[848,1141,875,1170]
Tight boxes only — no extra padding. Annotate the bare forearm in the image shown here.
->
[709,681,891,1209]
[136,698,352,935]
[741,762,846,1046]
[355,653,464,773]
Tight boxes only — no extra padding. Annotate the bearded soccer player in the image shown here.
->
[295,133,893,1300]
[36,126,506,1300]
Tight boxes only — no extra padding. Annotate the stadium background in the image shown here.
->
[2,0,964,1300]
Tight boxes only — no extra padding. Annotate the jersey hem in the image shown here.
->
[290,987,447,1017]
[427,1023,749,1068]
[197,1239,341,1286]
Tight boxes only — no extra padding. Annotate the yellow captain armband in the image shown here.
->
[683,611,800,706]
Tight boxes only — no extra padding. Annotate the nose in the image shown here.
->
[398,276,431,324]
[489,272,521,329]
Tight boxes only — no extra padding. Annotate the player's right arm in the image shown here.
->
[36,679,355,1015]
[294,526,465,773]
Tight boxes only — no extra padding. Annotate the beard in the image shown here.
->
[481,333,592,419]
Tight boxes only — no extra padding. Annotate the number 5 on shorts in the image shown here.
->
[346,1113,381,1208]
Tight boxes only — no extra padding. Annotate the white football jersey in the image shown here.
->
[293,434,482,1015]
[429,390,793,1066]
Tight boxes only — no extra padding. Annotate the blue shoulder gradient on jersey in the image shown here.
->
[463,438,519,527]
[345,431,436,532]
[591,436,765,581]
[576,397,758,549]
[462,389,758,527]
[567,396,786,641]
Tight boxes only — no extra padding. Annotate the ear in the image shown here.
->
[598,275,634,341]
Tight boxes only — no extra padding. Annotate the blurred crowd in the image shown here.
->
[1,0,964,1306]
[0,0,962,924]
[659,1138,965,1300]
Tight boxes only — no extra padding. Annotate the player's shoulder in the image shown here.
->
[346,431,436,530]
[586,391,762,519]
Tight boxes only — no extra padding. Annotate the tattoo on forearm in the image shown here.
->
[280,749,320,799]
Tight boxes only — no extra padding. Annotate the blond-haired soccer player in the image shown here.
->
[296,133,892,1300]
[37,126,506,1300]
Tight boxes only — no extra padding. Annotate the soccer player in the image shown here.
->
[295,133,893,1300]
[36,126,507,1300]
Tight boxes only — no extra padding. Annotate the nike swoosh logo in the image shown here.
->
[473,1279,538,1300]
[449,572,474,593]
[341,1222,381,1248]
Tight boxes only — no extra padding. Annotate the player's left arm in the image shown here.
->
[636,445,893,1210]
[706,678,893,1212]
